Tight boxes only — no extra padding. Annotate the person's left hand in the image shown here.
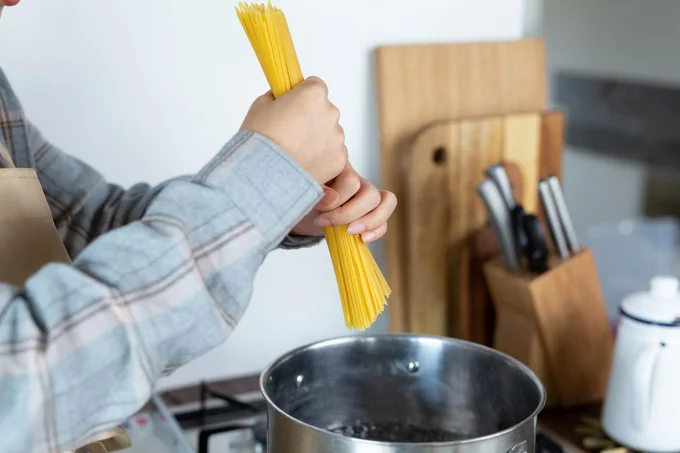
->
[292,164,397,243]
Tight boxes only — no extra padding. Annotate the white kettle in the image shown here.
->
[601,276,680,452]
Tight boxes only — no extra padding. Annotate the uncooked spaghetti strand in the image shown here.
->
[365,245,391,297]
[336,227,362,327]
[353,233,380,328]
[344,230,366,328]
[325,226,351,327]
[355,236,381,321]
[265,11,288,93]
[348,234,371,327]
[235,2,391,330]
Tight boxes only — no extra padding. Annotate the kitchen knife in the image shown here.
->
[485,164,516,210]
[538,180,569,259]
[511,204,549,274]
[521,212,549,273]
[547,176,581,254]
[477,179,520,270]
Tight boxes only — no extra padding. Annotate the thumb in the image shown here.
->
[315,185,339,212]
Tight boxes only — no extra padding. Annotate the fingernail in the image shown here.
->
[314,217,331,227]
[362,232,376,242]
[347,223,365,235]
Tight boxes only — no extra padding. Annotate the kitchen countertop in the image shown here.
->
[539,404,602,453]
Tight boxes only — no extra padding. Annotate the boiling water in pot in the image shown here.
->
[282,373,501,443]
[326,420,468,442]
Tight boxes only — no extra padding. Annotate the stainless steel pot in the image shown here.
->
[260,334,546,453]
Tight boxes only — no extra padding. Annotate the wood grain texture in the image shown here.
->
[405,119,505,339]
[530,250,614,405]
[538,111,565,232]
[449,119,504,339]
[539,111,564,180]
[484,256,561,407]
[503,113,541,213]
[375,39,546,332]
[484,250,614,407]
[406,125,455,335]
[403,112,562,342]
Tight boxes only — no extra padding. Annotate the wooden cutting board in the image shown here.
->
[540,111,565,181]
[537,111,565,231]
[405,127,454,335]
[405,111,562,340]
[376,39,547,332]
[448,118,504,339]
[503,113,541,213]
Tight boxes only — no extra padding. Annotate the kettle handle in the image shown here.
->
[631,344,661,430]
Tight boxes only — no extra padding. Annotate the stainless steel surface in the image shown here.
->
[478,179,520,269]
[486,164,517,210]
[261,334,546,453]
[547,176,581,254]
[538,180,569,259]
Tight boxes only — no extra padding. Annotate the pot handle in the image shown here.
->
[631,344,661,430]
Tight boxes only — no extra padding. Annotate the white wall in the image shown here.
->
[0,0,526,390]
[542,0,680,239]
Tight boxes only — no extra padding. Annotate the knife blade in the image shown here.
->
[547,176,581,254]
[485,164,516,210]
[539,180,570,259]
[477,179,520,270]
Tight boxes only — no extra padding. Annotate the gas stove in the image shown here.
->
[119,381,626,453]
[175,384,268,453]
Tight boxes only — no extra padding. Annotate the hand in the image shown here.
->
[240,76,347,185]
[292,164,398,243]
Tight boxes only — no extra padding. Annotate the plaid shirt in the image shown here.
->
[0,67,323,452]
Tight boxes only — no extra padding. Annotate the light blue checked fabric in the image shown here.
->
[0,67,324,452]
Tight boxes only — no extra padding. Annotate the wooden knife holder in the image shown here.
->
[483,248,614,407]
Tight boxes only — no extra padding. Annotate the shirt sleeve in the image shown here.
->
[26,121,322,256]
[0,130,324,453]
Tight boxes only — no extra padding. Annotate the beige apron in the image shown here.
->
[0,143,130,452]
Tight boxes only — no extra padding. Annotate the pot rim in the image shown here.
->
[259,333,547,447]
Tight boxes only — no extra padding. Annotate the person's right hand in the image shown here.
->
[240,76,348,186]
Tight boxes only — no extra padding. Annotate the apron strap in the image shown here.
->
[0,141,16,169]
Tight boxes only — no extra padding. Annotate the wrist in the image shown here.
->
[239,128,310,179]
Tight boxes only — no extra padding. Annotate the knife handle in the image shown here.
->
[522,213,549,274]
[477,179,520,270]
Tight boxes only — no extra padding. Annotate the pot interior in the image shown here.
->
[262,335,545,443]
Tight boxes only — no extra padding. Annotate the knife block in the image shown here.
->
[483,248,614,407]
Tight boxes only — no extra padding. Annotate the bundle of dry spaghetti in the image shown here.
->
[236,2,391,330]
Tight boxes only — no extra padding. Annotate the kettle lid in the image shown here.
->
[620,276,680,326]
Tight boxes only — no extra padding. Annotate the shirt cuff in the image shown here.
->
[279,233,324,249]
[193,131,324,250]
